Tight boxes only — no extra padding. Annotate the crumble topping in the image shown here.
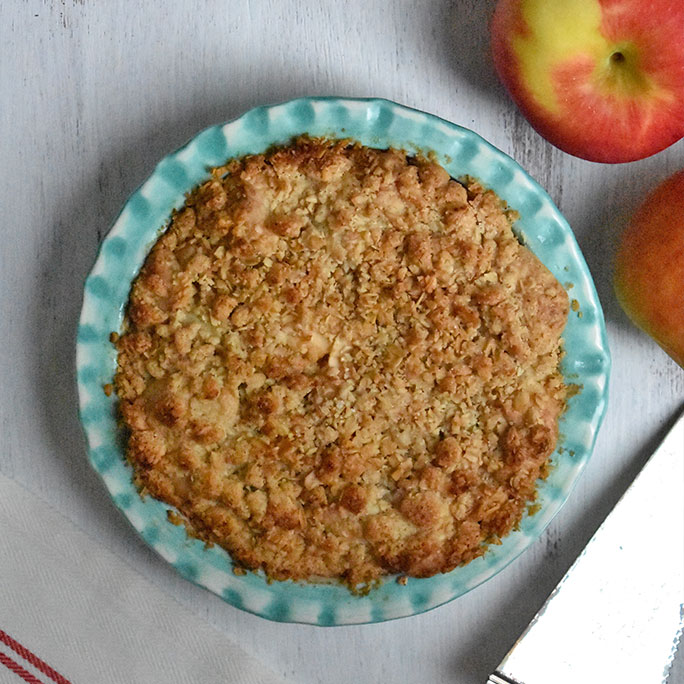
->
[114,137,568,586]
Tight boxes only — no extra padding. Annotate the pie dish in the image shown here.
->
[76,97,610,624]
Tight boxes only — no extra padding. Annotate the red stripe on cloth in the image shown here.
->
[0,651,45,684]
[0,630,72,684]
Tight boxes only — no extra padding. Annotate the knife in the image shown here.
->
[488,410,684,684]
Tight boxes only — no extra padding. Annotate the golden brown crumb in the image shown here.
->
[397,575,408,586]
[109,331,119,344]
[114,137,568,587]
[103,383,113,397]
[166,509,183,526]
[527,502,542,516]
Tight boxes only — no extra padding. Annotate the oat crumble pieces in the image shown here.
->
[114,137,568,587]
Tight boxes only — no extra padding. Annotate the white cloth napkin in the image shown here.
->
[0,471,289,684]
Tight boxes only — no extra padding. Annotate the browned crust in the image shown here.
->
[114,137,568,586]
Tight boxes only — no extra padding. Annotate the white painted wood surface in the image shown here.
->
[1,1,682,682]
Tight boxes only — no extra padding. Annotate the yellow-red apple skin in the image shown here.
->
[614,170,684,366]
[491,0,684,163]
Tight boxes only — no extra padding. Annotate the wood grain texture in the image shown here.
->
[1,1,682,682]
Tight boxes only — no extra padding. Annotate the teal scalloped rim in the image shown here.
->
[76,97,611,626]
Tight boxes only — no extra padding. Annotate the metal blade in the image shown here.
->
[490,410,684,684]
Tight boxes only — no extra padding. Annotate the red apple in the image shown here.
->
[491,0,684,163]
[614,170,684,366]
